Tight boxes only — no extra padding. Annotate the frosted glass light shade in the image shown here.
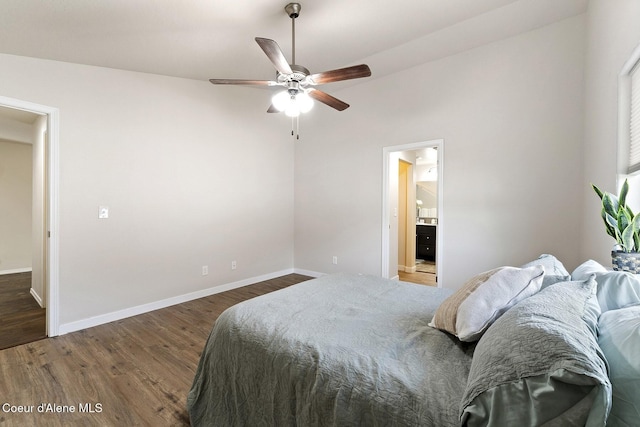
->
[272,90,314,117]
[285,103,300,117]
[272,91,291,111]
[297,92,313,113]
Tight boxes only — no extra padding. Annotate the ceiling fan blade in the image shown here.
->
[255,37,293,75]
[308,64,371,85]
[308,89,350,111]
[267,104,280,113]
[209,79,276,86]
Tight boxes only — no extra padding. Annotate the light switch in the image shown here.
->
[99,206,109,219]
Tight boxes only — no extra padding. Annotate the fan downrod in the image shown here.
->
[285,3,301,65]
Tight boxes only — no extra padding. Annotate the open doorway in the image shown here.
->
[382,139,443,286]
[0,107,46,348]
[0,96,60,341]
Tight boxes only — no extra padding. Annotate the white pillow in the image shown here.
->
[429,265,544,341]
[572,259,607,281]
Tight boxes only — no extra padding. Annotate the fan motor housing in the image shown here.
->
[277,64,310,83]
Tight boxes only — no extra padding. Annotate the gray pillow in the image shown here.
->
[460,278,611,427]
[520,254,571,289]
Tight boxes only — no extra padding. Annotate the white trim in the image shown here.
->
[30,287,44,308]
[0,268,32,275]
[58,269,298,335]
[618,42,640,177]
[382,139,444,286]
[0,96,60,337]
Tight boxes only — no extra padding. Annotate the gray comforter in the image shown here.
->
[187,273,475,426]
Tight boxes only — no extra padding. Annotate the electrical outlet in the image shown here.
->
[332,256,338,265]
[202,266,208,276]
[231,260,237,270]
[98,206,109,219]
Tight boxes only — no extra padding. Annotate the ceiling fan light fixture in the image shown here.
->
[209,2,371,136]
[273,90,314,117]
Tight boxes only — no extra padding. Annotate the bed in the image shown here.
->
[188,255,640,426]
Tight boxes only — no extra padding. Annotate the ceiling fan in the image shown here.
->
[209,2,371,138]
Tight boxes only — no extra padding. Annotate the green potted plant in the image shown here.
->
[592,179,640,273]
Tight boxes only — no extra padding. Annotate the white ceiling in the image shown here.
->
[0,0,587,85]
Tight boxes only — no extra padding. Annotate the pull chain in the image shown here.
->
[290,115,300,140]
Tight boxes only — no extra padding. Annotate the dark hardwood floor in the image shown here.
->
[0,272,47,350]
[0,273,311,426]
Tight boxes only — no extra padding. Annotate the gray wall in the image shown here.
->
[0,55,295,328]
[581,0,640,264]
[0,139,32,272]
[295,15,587,288]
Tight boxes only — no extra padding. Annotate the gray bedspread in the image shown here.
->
[187,272,475,426]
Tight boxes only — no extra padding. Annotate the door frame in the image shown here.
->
[382,139,443,285]
[0,96,60,336]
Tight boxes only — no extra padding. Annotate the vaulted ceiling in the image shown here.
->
[0,0,587,85]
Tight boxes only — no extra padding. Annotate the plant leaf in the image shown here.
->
[633,213,640,250]
[621,223,635,252]
[603,209,618,237]
[633,212,640,231]
[626,205,635,220]
[603,193,619,217]
[611,194,620,212]
[592,183,605,201]
[615,226,627,250]
[619,179,629,208]
[618,205,632,234]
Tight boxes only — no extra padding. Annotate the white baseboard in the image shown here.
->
[0,268,32,276]
[397,265,417,273]
[30,288,44,308]
[58,268,298,335]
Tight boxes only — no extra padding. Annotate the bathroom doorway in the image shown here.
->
[382,139,443,286]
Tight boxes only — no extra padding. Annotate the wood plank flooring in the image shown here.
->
[398,270,437,286]
[0,272,47,350]
[0,273,311,426]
